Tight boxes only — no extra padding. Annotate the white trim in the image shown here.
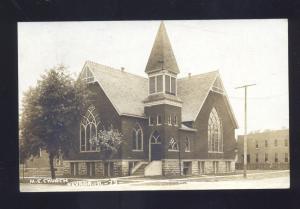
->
[216,73,239,128]
[167,115,172,125]
[173,115,178,126]
[157,115,162,125]
[80,151,100,153]
[163,73,165,93]
[148,116,154,126]
[148,70,176,77]
[120,113,146,119]
[179,127,198,132]
[144,100,182,107]
[208,151,224,154]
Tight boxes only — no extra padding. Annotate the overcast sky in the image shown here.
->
[18,20,288,136]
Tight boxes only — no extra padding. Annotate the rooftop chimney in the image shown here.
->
[188,73,191,78]
[121,67,125,72]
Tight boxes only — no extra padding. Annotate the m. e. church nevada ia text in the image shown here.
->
[63,22,238,178]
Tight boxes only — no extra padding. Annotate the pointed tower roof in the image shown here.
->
[145,21,180,74]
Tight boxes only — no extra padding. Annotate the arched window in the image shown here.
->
[184,137,190,152]
[151,130,161,144]
[168,138,179,151]
[132,123,143,150]
[80,105,102,152]
[208,107,223,152]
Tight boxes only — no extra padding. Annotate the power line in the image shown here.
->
[227,92,288,100]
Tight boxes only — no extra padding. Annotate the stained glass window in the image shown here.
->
[208,107,223,152]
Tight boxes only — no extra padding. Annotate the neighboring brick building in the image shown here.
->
[236,129,289,170]
[63,22,238,178]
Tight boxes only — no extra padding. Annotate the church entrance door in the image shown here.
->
[151,143,162,161]
[149,130,162,161]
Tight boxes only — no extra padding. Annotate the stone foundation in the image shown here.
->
[162,159,181,176]
[95,162,104,177]
[63,160,137,178]
[63,159,235,177]
[163,159,235,176]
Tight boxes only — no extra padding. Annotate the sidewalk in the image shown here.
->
[20,170,290,192]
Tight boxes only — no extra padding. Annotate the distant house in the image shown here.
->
[237,129,289,170]
[63,22,238,178]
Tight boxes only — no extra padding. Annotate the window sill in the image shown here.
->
[168,150,179,152]
[208,151,224,154]
[185,150,191,152]
[132,150,144,152]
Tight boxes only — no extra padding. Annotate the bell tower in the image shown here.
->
[144,21,182,161]
[144,21,182,104]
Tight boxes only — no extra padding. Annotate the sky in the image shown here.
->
[18,20,289,136]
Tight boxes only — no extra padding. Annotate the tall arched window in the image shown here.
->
[208,107,223,152]
[132,123,143,150]
[168,138,179,151]
[80,105,102,152]
[184,137,190,152]
[151,130,161,144]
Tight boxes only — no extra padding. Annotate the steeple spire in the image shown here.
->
[145,21,180,74]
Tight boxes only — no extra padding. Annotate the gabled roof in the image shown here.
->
[145,22,180,74]
[177,71,218,122]
[81,61,238,128]
[178,71,238,128]
[83,61,148,118]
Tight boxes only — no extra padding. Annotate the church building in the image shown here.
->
[63,22,238,177]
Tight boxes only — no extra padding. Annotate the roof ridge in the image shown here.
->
[178,70,219,80]
[86,60,148,80]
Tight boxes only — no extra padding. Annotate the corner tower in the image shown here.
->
[144,21,182,162]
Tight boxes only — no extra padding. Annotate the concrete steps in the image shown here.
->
[144,161,162,176]
[132,164,148,176]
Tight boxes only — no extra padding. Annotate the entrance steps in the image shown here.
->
[145,161,162,176]
[131,161,162,176]
[132,163,148,176]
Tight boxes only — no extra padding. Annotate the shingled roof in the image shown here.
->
[145,22,180,74]
[177,71,218,121]
[82,60,239,129]
[84,61,148,118]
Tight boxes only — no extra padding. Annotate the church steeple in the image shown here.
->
[145,21,180,75]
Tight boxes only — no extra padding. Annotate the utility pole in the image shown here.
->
[235,83,256,178]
